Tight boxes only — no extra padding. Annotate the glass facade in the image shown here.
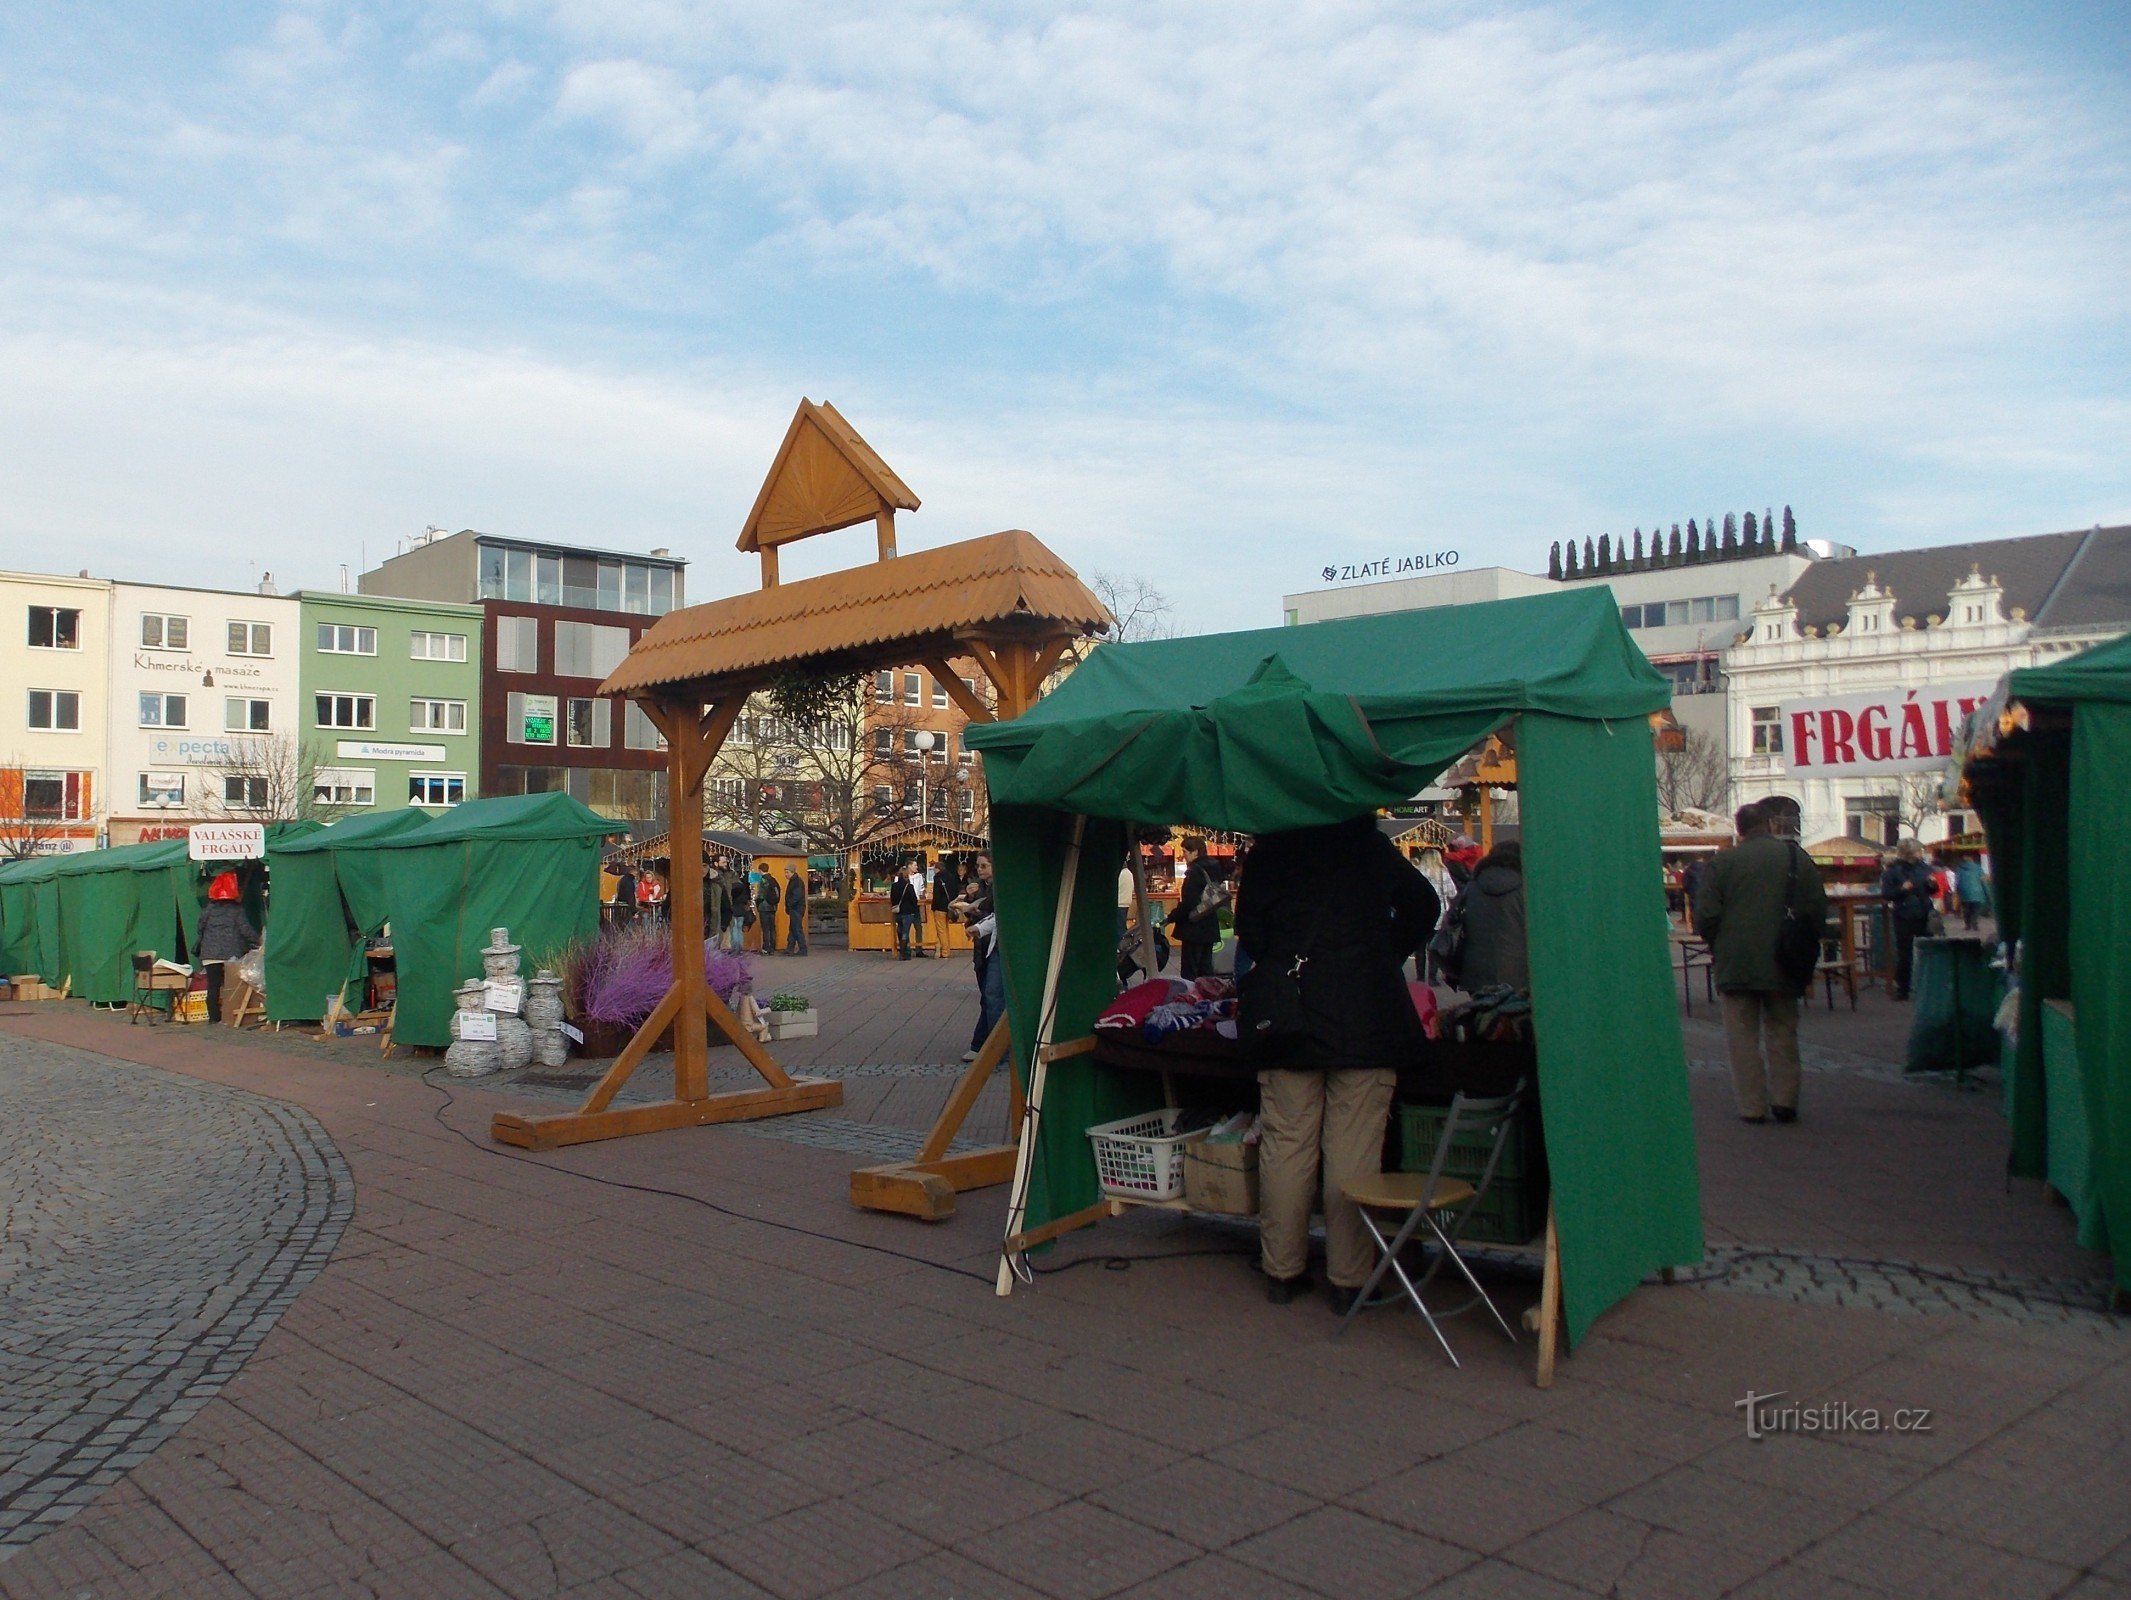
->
[478,540,680,615]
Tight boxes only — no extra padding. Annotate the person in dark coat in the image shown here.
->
[1165,836,1228,979]
[929,857,959,958]
[1697,802,1828,1123]
[611,866,636,925]
[951,853,1005,1061]
[889,860,926,959]
[754,868,781,954]
[1234,814,1440,1310]
[1453,840,1529,992]
[195,871,259,1024]
[782,866,808,956]
[703,858,729,948]
[1878,838,1937,999]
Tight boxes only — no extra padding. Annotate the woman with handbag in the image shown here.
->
[1166,837,1228,978]
[1235,814,1440,1310]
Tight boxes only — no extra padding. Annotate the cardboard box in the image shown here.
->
[1183,1138,1260,1215]
[12,975,50,1002]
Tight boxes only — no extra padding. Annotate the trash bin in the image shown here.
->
[1905,936,2001,1074]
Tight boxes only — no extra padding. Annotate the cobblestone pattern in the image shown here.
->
[1686,1244,2124,1329]
[0,1037,351,1555]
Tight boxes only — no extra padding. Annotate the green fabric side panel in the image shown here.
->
[1519,713,1705,1349]
[128,868,180,963]
[2008,749,2072,1178]
[2039,1001,2098,1242]
[991,808,1158,1231]
[1970,781,2022,946]
[264,849,354,1022]
[382,835,603,1047]
[33,880,62,983]
[57,872,143,1003]
[2069,704,2131,1286]
[0,881,31,973]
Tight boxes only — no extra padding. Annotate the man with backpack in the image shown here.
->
[1696,801,1829,1125]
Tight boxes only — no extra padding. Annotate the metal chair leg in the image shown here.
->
[1425,1212,1518,1344]
[1335,1211,1402,1340]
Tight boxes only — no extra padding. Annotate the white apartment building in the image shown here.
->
[106,581,303,844]
[1725,525,2131,846]
[0,570,113,853]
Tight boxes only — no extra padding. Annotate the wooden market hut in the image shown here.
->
[488,398,1113,1167]
[605,828,810,949]
[1962,632,2131,1302]
[965,589,1704,1383]
[848,821,989,953]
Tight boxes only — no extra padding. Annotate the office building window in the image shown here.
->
[931,676,948,709]
[875,671,894,703]
[140,613,189,650]
[409,630,467,661]
[139,691,188,728]
[28,690,81,731]
[313,768,376,806]
[495,615,539,672]
[227,621,273,656]
[507,692,558,745]
[224,697,271,732]
[316,623,376,655]
[223,774,270,810]
[27,607,80,650]
[649,566,675,614]
[537,553,561,605]
[567,698,612,747]
[1845,795,1898,847]
[410,698,467,734]
[903,673,920,706]
[874,727,894,758]
[138,771,185,808]
[1750,707,1783,755]
[623,701,665,750]
[553,621,631,679]
[315,693,375,729]
[409,772,466,807]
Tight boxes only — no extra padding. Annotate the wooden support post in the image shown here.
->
[490,695,843,1151]
[1479,785,1495,855]
[760,546,780,588]
[1535,1200,1564,1389]
[876,507,897,561]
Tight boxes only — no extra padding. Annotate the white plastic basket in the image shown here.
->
[1086,1109,1209,1201]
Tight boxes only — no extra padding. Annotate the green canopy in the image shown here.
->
[366,793,623,1047]
[49,843,171,1003]
[1969,631,2131,1292]
[264,808,437,1023]
[0,850,72,984]
[967,590,1705,1349]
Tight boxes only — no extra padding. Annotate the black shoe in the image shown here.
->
[1266,1273,1309,1305]
[1327,1284,1363,1316]
[1739,1113,1768,1124]
[1771,1105,1798,1124]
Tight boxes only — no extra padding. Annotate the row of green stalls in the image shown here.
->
[264,792,621,1046]
[0,827,316,1004]
[1959,631,2131,1302]
[965,590,1705,1380]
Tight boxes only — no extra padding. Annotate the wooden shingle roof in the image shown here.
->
[600,529,1112,699]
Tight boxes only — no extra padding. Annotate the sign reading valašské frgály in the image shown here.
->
[189,822,267,862]
[1779,683,1995,777]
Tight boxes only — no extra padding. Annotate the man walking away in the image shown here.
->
[1696,801,1827,1124]
[890,860,925,959]
[1955,855,1989,933]
[783,866,809,956]
[930,857,958,958]
[704,857,729,953]
[754,867,781,955]
[1878,839,1937,999]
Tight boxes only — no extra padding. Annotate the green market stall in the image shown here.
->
[365,793,622,1048]
[264,808,436,1023]
[965,589,1705,1375]
[50,843,175,1003]
[0,850,71,986]
[1962,630,2131,1299]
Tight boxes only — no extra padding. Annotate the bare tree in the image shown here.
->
[0,764,71,860]
[1894,770,1945,841]
[1655,728,1730,816]
[193,735,351,825]
[1089,571,1175,644]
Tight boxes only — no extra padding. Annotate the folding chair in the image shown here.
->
[1335,1083,1527,1365]
[129,952,189,1024]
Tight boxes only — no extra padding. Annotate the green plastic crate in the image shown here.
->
[1396,1103,1532,1184]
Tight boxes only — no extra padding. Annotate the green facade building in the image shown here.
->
[294,591,484,814]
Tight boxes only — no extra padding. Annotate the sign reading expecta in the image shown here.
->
[1780,682,1995,776]
[519,694,558,744]
[189,822,266,861]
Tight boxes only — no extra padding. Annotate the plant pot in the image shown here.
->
[765,1008,818,1040]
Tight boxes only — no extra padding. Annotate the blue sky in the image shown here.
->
[1,2,2125,632]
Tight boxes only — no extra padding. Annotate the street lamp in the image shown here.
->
[911,730,936,825]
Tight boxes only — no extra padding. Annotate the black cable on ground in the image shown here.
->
[420,1068,994,1286]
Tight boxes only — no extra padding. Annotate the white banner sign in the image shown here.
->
[338,740,446,763]
[1780,682,1995,776]
[188,822,266,861]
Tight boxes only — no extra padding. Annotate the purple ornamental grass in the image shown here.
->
[569,923,754,1027]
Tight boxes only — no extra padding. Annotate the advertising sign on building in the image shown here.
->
[189,822,266,861]
[337,740,447,763]
[1780,682,1995,776]
[519,694,557,745]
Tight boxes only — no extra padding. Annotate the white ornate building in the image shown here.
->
[1725,525,2131,846]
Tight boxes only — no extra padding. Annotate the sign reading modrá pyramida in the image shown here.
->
[1780,683,1995,776]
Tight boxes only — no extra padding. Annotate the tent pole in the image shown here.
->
[996,813,1087,1296]
[1131,835,1158,979]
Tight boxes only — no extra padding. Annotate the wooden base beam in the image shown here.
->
[849,1145,1021,1221]
[1003,1197,1119,1257]
[491,1078,842,1151]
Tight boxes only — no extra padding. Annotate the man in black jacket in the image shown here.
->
[1235,815,1439,1309]
[1879,839,1937,1000]
[889,860,925,959]
[782,866,809,956]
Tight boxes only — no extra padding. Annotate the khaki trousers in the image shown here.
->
[1721,991,1801,1118]
[1257,1067,1397,1288]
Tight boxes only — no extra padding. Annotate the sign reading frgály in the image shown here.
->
[1780,683,1995,776]
[189,822,267,862]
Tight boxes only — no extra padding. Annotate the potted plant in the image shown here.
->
[559,924,755,1058]
[763,991,817,1040]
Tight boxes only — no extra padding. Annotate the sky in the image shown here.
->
[0,1,2125,633]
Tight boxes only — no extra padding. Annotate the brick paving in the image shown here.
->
[0,947,2125,1598]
